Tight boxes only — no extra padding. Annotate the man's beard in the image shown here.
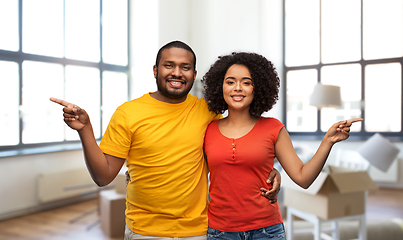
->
[156,72,194,99]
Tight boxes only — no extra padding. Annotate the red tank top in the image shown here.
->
[204,117,284,232]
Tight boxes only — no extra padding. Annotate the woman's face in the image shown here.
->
[222,64,254,112]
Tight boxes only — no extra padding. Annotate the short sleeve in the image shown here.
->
[99,108,131,159]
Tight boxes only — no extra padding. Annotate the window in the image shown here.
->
[0,0,129,156]
[284,0,403,139]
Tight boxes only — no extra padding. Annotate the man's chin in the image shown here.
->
[168,91,188,99]
[160,88,190,99]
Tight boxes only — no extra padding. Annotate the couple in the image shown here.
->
[51,41,362,240]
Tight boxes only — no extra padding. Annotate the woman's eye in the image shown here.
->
[242,80,253,85]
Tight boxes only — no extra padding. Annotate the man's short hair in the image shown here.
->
[155,41,197,70]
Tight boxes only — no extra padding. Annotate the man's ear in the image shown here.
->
[193,70,197,83]
[153,65,157,78]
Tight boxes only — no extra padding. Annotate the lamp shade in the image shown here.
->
[357,133,400,172]
[309,83,342,108]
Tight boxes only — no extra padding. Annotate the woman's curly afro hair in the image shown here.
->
[201,52,280,118]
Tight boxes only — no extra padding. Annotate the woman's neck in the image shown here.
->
[223,109,257,126]
[219,109,259,139]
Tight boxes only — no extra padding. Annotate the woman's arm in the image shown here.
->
[275,118,363,189]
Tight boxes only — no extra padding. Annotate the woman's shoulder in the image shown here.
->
[259,116,284,126]
[207,119,220,128]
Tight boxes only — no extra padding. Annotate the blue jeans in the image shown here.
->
[207,223,286,240]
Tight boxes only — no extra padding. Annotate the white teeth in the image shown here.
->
[232,96,244,100]
[169,81,183,87]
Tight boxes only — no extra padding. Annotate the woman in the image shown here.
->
[202,52,362,240]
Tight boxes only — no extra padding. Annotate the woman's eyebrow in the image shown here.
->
[224,76,252,80]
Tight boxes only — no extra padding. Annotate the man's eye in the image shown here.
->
[183,66,190,70]
[165,64,173,68]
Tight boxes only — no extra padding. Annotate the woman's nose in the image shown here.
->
[234,82,242,90]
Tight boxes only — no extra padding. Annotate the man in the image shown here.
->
[51,41,281,240]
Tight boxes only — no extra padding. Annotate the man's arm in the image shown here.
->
[260,168,281,203]
[50,97,125,186]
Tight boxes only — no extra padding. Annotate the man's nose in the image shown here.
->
[171,66,182,77]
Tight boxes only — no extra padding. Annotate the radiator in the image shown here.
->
[38,168,98,203]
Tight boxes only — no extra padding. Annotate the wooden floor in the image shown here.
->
[0,199,120,240]
[0,188,402,240]
[366,188,403,221]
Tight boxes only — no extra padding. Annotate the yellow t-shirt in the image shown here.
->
[99,93,220,237]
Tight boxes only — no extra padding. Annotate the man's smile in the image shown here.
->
[167,79,185,88]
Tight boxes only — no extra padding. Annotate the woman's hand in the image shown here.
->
[325,118,364,144]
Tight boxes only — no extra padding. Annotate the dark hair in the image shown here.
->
[155,40,197,70]
[201,52,280,118]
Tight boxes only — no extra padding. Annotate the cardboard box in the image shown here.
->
[100,189,126,238]
[115,171,127,194]
[282,165,378,219]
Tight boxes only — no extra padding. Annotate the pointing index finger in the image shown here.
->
[50,97,73,108]
[347,118,364,125]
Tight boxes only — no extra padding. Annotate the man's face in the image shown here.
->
[153,48,197,103]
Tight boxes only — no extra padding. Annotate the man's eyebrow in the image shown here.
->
[162,60,174,64]
[162,60,191,66]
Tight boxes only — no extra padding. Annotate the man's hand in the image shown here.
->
[260,168,281,203]
[50,97,90,131]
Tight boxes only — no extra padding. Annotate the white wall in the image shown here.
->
[130,0,159,99]
[189,0,263,74]
[158,0,191,46]
[159,0,284,118]
[0,149,89,219]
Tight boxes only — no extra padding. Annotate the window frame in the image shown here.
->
[0,0,131,157]
[282,0,403,141]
